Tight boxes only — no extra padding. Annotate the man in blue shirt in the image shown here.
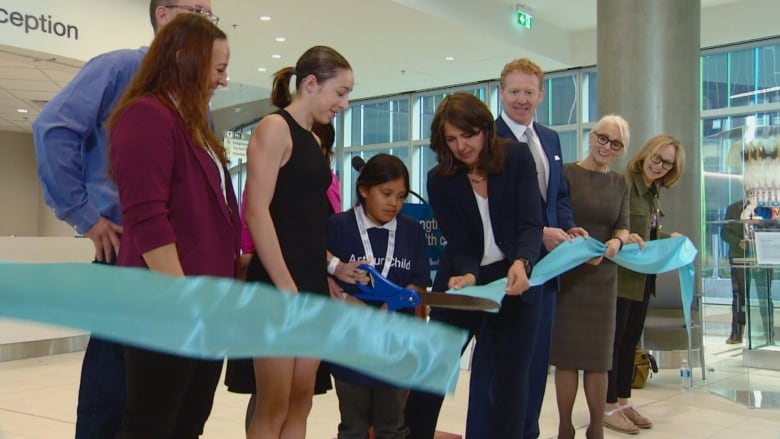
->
[32,2,218,437]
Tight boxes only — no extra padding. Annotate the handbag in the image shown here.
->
[631,348,658,389]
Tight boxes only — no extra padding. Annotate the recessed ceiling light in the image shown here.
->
[257,67,267,72]
[275,36,286,42]
[259,15,271,21]
[444,56,455,61]
[17,108,28,113]
[271,54,281,59]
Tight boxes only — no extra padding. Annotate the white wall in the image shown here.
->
[0,131,72,237]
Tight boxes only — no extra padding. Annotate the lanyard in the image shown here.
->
[354,205,396,278]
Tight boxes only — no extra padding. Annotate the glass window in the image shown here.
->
[757,44,780,105]
[702,52,728,110]
[546,75,577,126]
[583,71,598,123]
[729,49,756,108]
[348,99,409,146]
[556,130,579,163]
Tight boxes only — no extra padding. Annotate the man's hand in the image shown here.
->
[84,217,123,263]
[543,227,570,251]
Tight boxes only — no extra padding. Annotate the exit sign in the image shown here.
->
[517,11,533,29]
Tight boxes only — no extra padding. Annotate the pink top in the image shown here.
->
[240,170,341,254]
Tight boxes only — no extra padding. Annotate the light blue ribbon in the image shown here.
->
[453,236,699,339]
[0,262,467,394]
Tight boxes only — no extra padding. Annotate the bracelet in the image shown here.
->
[327,256,340,275]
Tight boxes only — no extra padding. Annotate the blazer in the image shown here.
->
[616,170,671,301]
[112,97,241,278]
[428,142,543,302]
[495,116,576,232]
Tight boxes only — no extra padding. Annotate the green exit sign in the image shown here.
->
[517,11,533,29]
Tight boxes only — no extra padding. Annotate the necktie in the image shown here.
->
[523,128,548,201]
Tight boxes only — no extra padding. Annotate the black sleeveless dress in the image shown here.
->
[225,109,331,393]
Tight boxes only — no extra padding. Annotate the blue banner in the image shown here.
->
[401,203,445,271]
[0,262,466,394]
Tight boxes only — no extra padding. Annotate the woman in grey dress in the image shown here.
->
[550,115,641,439]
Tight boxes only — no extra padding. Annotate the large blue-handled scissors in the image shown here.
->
[354,264,500,311]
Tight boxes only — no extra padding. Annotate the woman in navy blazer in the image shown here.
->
[404,92,543,439]
[109,15,240,438]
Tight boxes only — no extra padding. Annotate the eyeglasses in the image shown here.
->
[165,4,219,25]
[649,154,675,171]
[591,131,624,151]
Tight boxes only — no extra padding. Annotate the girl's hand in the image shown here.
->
[505,260,530,295]
[334,259,370,285]
[448,273,476,290]
[327,276,344,301]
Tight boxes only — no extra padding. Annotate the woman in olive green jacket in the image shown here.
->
[603,135,686,435]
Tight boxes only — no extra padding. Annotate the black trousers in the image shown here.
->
[607,276,653,403]
[116,346,222,439]
[730,263,774,340]
[404,260,541,439]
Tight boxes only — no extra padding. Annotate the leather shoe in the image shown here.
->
[621,405,652,429]
[603,409,639,435]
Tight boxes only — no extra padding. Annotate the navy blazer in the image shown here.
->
[496,117,575,232]
[427,142,543,300]
[112,97,241,279]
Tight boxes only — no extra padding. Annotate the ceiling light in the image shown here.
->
[271,54,281,59]
[17,108,28,113]
[259,15,271,21]
[257,67,267,72]
[275,36,286,42]
[444,56,454,61]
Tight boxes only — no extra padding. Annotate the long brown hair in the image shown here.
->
[430,92,506,176]
[108,14,228,163]
[271,45,351,108]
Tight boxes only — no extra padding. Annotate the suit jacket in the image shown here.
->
[428,142,543,302]
[495,117,575,232]
[112,97,241,278]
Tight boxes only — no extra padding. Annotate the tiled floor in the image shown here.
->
[1,305,779,438]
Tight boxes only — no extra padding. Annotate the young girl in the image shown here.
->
[327,153,431,439]
[241,45,353,439]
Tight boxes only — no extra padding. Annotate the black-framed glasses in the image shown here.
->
[165,4,219,24]
[649,154,675,171]
[591,131,624,151]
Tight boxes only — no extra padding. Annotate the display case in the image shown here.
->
[704,123,779,369]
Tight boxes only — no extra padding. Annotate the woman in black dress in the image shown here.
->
[242,46,353,439]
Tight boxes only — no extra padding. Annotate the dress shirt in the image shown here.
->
[500,112,549,201]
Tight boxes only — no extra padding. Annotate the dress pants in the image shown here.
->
[75,337,126,439]
[404,260,541,439]
[116,346,222,439]
[522,282,557,439]
[76,258,126,439]
[607,276,652,402]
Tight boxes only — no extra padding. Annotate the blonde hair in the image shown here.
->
[628,134,686,188]
[592,114,630,151]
